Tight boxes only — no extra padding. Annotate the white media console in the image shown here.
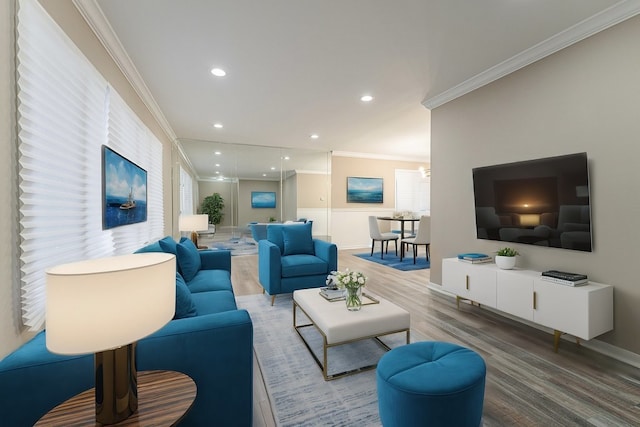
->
[441,258,613,352]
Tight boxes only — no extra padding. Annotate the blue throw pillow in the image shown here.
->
[282,222,314,256]
[174,272,197,319]
[176,238,201,282]
[158,236,178,254]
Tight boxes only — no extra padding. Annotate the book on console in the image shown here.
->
[457,253,490,259]
[541,270,587,281]
[539,276,589,287]
[458,257,493,264]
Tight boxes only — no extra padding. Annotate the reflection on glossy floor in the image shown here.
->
[231,249,640,427]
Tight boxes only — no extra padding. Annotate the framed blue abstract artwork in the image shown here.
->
[251,191,276,208]
[347,177,383,203]
[102,145,147,229]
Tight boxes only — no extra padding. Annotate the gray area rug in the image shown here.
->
[236,293,418,427]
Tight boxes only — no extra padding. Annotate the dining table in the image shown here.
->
[376,216,420,240]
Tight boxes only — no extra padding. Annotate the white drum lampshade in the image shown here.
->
[46,252,176,424]
[179,214,209,247]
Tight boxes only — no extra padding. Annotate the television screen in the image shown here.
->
[472,152,592,252]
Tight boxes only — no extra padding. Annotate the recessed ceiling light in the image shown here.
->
[215,163,220,167]
[214,151,221,156]
[360,95,374,102]
[270,167,276,171]
[262,173,267,177]
[310,134,319,139]
[283,156,290,160]
[213,123,223,129]
[215,171,220,174]
[211,68,226,77]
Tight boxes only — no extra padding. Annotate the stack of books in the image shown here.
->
[540,270,588,286]
[319,287,345,301]
[457,253,493,264]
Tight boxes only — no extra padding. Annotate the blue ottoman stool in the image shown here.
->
[376,341,486,427]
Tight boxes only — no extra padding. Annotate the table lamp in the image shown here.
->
[46,252,176,425]
[179,214,209,248]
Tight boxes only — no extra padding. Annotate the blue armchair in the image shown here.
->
[258,223,337,305]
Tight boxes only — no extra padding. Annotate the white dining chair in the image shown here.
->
[368,216,398,259]
[401,215,430,264]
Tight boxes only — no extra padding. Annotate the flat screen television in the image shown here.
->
[472,152,592,252]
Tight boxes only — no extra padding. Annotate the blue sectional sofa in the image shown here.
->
[0,237,253,427]
[258,222,337,304]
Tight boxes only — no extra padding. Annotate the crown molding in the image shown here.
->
[72,0,177,142]
[331,150,429,163]
[423,0,640,110]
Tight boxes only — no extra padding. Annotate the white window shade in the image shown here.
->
[180,165,194,216]
[17,0,110,330]
[107,89,164,254]
[16,0,165,330]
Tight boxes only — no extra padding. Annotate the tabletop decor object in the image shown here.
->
[179,214,209,248]
[329,269,367,311]
[45,252,176,425]
[495,247,519,269]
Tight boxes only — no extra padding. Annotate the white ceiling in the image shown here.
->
[83,0,634,178]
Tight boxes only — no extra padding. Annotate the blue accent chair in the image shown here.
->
[250,223,268,242]
[258,223,337,305]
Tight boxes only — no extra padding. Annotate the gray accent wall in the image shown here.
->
[430,15,640,354]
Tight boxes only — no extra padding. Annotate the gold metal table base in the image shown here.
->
[293,299,410,381]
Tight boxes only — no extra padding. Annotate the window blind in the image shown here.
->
[180,165,194,215]
[16,0,164,330]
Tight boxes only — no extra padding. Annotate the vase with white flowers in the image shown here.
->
[328,269,367,311]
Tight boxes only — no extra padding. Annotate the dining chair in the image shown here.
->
[368,216,398,259]
[401,215,430,264]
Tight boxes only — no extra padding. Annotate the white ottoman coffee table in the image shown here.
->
[293,288,410,381]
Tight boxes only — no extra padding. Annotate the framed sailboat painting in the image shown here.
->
[102,145,148,229]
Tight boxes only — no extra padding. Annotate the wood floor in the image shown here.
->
[230,249,640,427]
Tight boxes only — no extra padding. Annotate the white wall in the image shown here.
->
[430,15,640,354]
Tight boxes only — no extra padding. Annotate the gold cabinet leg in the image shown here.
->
[456,296,460,309]
[271,295,276,306]
[553,330,562,353]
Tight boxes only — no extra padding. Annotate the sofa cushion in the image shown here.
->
[282,222,314,256]
[175,273,197,319]
[188,269,233,293]
[158,236,178,255]
[134,240,163,253]
[281,254,328,278]
[176,239,201,282]
[190,290,238,315]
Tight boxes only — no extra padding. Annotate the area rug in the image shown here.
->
[236,293,418,426]
[209,238,258,256]
[354,252,430,271]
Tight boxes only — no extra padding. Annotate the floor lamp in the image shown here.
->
[179,214,209,248]
[46,253,175,425]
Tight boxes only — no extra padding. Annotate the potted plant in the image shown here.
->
[495,247,519,270]
[200,193,225,232]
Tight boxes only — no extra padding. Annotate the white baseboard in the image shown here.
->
[427,282,640,369]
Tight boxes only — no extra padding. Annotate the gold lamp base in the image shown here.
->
[95,343,138,425]
[190,231,199,248]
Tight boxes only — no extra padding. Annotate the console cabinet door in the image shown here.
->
[496,270,534,321]
[533,279,613,340]
[442,258,497,307]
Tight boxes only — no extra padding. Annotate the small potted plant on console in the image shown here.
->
[495,247,519,270]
